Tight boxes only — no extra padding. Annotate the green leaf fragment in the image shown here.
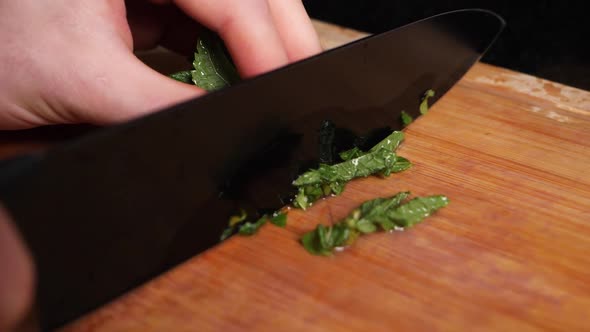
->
[339,147,363,161]
[356,219,377,233]
[369,130,405,153]
[220,227,234,241]
[221,210,287,240]
[301,223,350,256]
[169,70,193,84]
[301,229,328,256]
[192,31,240,91]
[401,111,413,127]
[168,31,240,90]
[390,156,412,173]
[270,212,287,227]
[228,209,247,227]
[293,150,396,187]
[220,209,249,240]
[387,195,449,227]
[293,185,324,210]
[301,192,448,255]
[419,89,436,115]
[292,131,410,210]
[238,216,267,235]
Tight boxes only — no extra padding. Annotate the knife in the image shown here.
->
[0,9,504,329]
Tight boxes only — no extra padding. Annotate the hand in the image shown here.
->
[0,207,35,332]
[0,0,321,328]
[0,0,321,129]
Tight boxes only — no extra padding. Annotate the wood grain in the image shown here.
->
[21,21,590,331]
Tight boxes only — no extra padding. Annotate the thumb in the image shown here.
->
[78,52,203,125]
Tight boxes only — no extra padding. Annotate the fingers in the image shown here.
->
[173,0,289,77]
[172,0,321,77]
[268,0,322,61]
[0,205,35,332]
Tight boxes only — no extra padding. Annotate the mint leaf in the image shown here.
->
[220,227,234,241]
[369,130,405,153]
[419,89,435,115]
[221,210,285,239]
[270,212,287,227]
[293,131,411,210]
[192,31,240,91]
[390,156,412,173]
[301,228,329,256]
[356,219,377,233]
[169,70,193,84]
[387,195,450,227]
[301,192,448,255]
[168,31,240,90]
[401,111,413,127]
[238,216,267,235]
[339,147,363,161]
[301,223,350,256]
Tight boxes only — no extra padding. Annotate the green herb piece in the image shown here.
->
[401,111,413,127]
[228,209,248,227]
[301,192,448,255]
[386,195,449,227]
[238,216,267,235]
[293,131,410,210]
[293,150,396,209]
[169,70,193,84]
[301,223,350,256]
[368,131,405,153]
[221,209,249,241]
[192,31,240,91]
[390,156,412,173]
[346,192,410,232]
[339,147,363,161]
[419,89,435,115]
[339,131,404,161]
[220,228,234,241]
[270,212,287,227]
[168,31,240,90]
[221,210,288,240]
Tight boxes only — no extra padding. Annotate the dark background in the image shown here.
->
[304,0,590,90]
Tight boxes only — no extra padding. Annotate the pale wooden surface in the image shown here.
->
[53,21,590,331]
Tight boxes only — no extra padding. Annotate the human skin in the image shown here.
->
[0,0,321,129]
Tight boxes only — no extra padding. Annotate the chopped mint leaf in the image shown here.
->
[270,212,287,227]
[238,216,267,235]
[339,147,363,161]
[368,130,405,153]
[301,192,448,255]
[292,131,411,210]
[390,156,412,173]
[387,195,449,227]
[228,209,247,227]
[220,227,234,241]
[301,223,350,256]
[401,111,413,127]
[419,89,435,115]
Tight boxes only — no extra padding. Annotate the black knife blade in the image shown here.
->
[0,9,504,329]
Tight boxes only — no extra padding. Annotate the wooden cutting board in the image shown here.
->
[4,21,590,331]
